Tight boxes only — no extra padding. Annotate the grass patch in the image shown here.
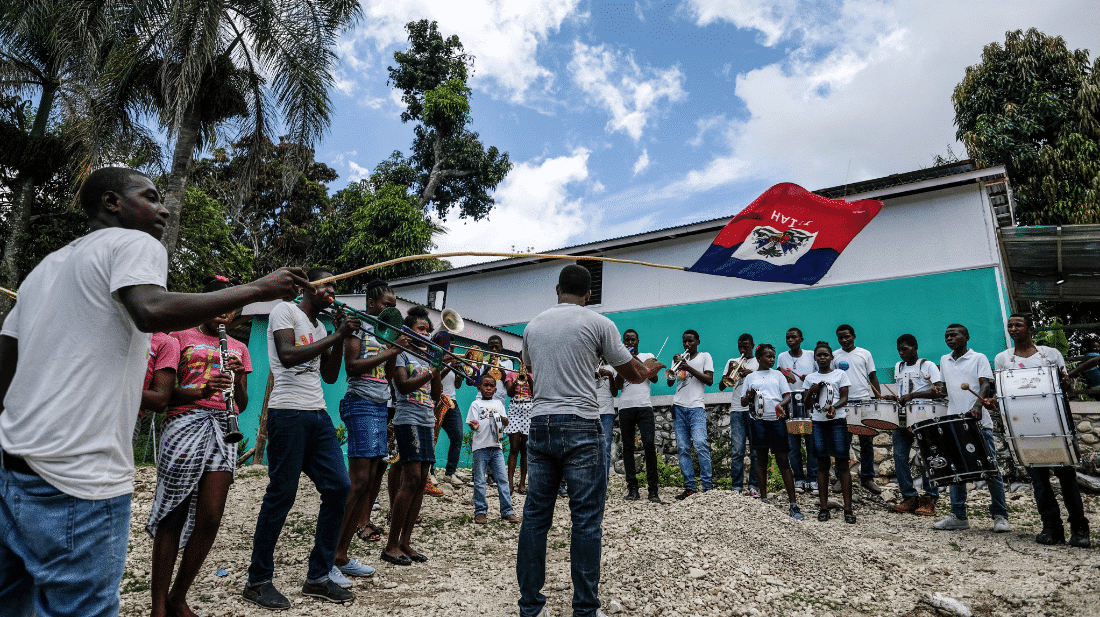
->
[121,571,150,594]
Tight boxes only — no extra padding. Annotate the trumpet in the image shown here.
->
[720,355,750,389]
[664,354,687,381]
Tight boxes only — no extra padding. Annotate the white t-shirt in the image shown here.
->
[596,363,616,415]
[940,349,995,429]
[832,347,877,401]
[994,345,1066,372]
[440,370,458,400]
[804,369,852,421]
[617,352,655,408]
[723,357,759,412]
[893,358,943,397]
[267,301,329,410]
[742,369,791,421]
[466,398,507,451]
[673,351,714,409]
[0,228,167,499]
[777,349,816,391]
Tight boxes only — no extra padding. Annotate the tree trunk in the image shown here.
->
[161,105,202,260]
[0,83,58,317]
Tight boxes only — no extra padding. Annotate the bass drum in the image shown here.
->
[913,414,1000,488]
[996,365,1079,467]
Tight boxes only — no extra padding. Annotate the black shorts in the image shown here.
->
[750,419,790,453]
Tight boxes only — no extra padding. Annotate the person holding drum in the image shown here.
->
[778,327,818,492]
[934,323,1010,533]
[887,334,944,517]
[995,313,1089,547]
[832,324,883,495]
[804,341,853,522]
[741,344,803,520]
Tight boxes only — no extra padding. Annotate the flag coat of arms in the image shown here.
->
[687,183,883,285]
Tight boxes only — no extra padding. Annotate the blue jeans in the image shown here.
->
[248,409,351,586]
[729,411,749,490]
[440,404,464,475]
[473,448,514,517]
[893,428,939,499]
[0,467,131,617]
[949,428,1007,520]
[788,432,817,482]
[517,415,606,617]
[600,414,615,476]
[672,405,712,491]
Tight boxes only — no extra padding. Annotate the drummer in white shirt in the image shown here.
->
[777,327,817,493]
[886,334,944,517]
[933,323,1010,533]
[995,313,1088,547]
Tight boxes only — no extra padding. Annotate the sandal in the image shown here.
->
[356,523,383,542]
[516,486,527,495]
[817,509,830,522]
[844,510,857,524]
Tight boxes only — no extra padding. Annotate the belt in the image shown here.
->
[0,448,38,476]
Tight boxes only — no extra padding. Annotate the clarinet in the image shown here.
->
[217,324,244,444]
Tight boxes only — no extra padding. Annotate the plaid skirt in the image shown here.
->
[145,408,235,547]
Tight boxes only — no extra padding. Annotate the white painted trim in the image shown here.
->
[837,166,1007,202]
[994,265,1011,348]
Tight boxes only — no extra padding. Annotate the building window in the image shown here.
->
[577,259,603,305]
[428,283,447,310]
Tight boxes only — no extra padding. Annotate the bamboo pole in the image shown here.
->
[0,287,17,300]
[312,251,686,285]
[243,372,276,467]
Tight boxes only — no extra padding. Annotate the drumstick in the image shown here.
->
[654,337,669,360]
[960,382,994,408]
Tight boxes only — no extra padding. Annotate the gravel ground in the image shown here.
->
[120,465,1100,617]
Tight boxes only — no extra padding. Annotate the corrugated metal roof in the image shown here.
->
[1000,224,1100,303]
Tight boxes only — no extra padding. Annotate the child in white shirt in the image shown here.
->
[467,375,519,524]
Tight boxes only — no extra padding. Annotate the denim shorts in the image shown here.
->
[750,418,790,453]
[340,395,389,459]
[393,424,435,463]
[812,419,852,459]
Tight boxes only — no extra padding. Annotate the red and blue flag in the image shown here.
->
[687,183,882,285]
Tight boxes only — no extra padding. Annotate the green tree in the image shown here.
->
[311,180,446,293]
[169,185,255,293]
[387,20,512,220]
[953,28,1100,225]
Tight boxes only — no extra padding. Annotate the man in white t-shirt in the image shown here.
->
[517,265,657,617]
[831,324,883,495]
[245,269,362,608]
[778,327,817,492]
[887,334,944,517]
[0,168,305,617]
[933,323,1010,533]
[614,329,664,502]
[719,333,759,495]
[667,329,715,499]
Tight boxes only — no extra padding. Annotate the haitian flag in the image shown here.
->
[687,183,882,285]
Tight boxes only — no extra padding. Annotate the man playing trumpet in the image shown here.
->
[667,330,714,499]
[614,329,665,502]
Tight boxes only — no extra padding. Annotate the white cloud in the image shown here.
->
[341,0,581,104]
[632,149,650,176]
[688,114,727,146]
[685,0,798,46]
[433,149,592,266]
[569,41,687,141]
[348,161,371,182]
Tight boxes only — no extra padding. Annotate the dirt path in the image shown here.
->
[119,466,1100,617]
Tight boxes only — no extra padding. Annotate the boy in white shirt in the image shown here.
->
[887,334,944,517]
[667,330,714,499]
[778,327,817,492]
[831,324,883,495]
[467,375,519,524]
[718,333,759,495]
[614,329,663,502]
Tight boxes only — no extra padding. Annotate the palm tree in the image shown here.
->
[113,0,362,259]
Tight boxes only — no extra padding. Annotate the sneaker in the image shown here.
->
[914,495,938,516]
[338,558,375,578]
[675,489,695,500]
[731,488,742,496]
[474,513,488,524]
[372,500,381,511]
[242,582,290,610]
[993,516,1011,533]
[1069,529,1091,548]
[502,514,521,524]
[301,579,354,603]
[624,488,640,501]
[817,509,830,522]
[327,566,353,589]
[809,481,819,492]
[648,492,664,504]
[794,480,805,491]
[747,486,760,498]
[1036,528,1066,545]
[861,479,883,495]
[933,513,970,530]
[424,478,444,498]
[893,497,919,513]
[844,510,857,524]
[789,503,804,521]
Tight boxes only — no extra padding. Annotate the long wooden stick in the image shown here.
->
[0,287,16,300]
[313,251,686,285]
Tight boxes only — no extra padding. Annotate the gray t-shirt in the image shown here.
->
[345,324,391,403]
[393,351,435,427]
[522,303,633,420]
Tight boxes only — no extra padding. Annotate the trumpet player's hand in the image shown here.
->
[775,404,787,420]
[334,313,360,339]
[826,405,836,420]
[738,366,752,377]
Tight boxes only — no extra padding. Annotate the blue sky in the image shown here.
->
[317,0,1099,267]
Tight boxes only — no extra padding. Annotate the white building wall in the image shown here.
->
[394,183,1002,328]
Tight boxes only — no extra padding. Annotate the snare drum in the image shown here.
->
[845,404,878,436]
[912,414,1000,488]
[859,399,901,430]
[786,390,812,435]
[904,399,948,427]
[996,365,1079,467]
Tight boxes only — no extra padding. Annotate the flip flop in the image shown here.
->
[357,523,383,542]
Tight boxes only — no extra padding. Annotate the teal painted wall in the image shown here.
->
[239,267,1008,468]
